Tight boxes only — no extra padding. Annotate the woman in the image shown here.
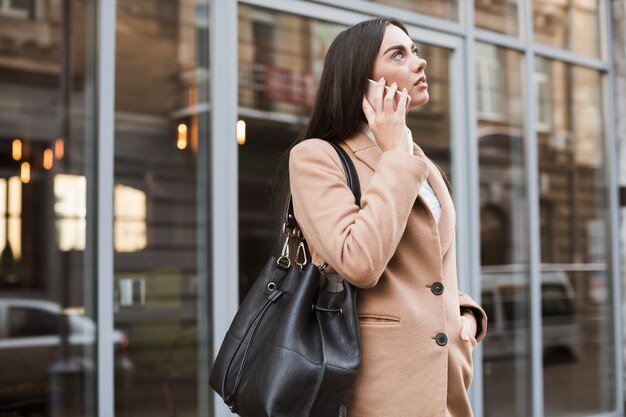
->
[287,17,488,417]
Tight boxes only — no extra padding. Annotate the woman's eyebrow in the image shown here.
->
[383,43,418,56]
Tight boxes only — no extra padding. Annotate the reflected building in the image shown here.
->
[0,1,624,417]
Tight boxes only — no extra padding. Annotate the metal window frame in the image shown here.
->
[96,0,116,415]
[458,2,485,414]
[215,1,623,417]
[211,1,239,417]
[520,1,545,416]
[603,0,624,413]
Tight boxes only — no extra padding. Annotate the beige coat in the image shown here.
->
[288,132,488,417]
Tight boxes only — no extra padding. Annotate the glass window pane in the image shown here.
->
[533,0,601,57]
[113,1,211,416]
[0,1,96,415]
[476,44,531,417]
[537,59,615,414]
[10,0,30,12]
[366,0,458,21]
[475,0,521,36]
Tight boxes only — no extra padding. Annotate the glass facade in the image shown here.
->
[475,0,521,36]
[113,1,211,416]
[536,61,615,415]
[476,44,531,417]
[369,0,458,21]
[0,1,622,417]
[0,1,98,415]
[533,0,601,57]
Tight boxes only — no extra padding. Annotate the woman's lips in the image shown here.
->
[414,76,428,89]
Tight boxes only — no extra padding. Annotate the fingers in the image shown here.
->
[397,88,409,115]
[375,77,385,113]
[362,96,375,124]
[460,316,470,341]
[383,82,398,113]
[460,330,469,342]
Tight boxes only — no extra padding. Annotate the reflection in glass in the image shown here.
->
[0,1,97,415]
[536,59,615,415]
[475,0,520,36]
[113,1,210,416]
[54,174,87,251]
[475,45,531,417]
[238,6,344,300]
[114,184,147,253]
[533,0,601,57]
[238,5,453,301]
[367,0,458,21]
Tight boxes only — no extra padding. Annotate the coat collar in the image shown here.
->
[341,131,454,257]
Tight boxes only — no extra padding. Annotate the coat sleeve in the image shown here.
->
[459,291,488,342]
[289,139,429,289]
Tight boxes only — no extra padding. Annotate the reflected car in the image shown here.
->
[481,270,582,363]
[0,298,132,412]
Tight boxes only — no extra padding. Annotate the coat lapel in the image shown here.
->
[341,132,455,258]
[421,152,455,258]
[341,131,381,171]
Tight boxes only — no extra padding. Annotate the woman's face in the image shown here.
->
[371,24,429,109]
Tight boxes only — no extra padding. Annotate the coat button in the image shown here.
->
[431,282,444,295]
[435,333,448,346]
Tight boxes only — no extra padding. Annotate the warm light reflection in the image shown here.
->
[62,306,86,315]
[54,176,147,252]
[55,174,86,251]
[55,138,64,159]
[0,178,23,260]
[20,162,30,184]
[237,120,246,145]
[177,123,188,150]
[43,149,54,170]
[114,184,147,252]
[12,139,22,161]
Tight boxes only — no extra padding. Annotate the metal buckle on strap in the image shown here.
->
[276,236,291,268]
[296,241,308,268]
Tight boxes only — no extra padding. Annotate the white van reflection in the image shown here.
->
[481,268,582,364]
[0,298,132,412]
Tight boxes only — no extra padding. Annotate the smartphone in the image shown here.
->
[365,78,409,112]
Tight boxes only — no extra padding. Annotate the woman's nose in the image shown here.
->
[412,57,427,72]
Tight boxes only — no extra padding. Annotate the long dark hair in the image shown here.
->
[271,17,448,253]
[294,17,408,146]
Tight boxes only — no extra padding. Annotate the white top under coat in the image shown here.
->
[360,123,442,224]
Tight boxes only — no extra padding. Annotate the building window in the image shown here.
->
[476,43,504,120]
[535,56,552,131]
[114,184,147,253]
[0,0,33,19]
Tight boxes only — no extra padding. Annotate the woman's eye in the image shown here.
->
[393,52,404,61]
[412,50,419,56]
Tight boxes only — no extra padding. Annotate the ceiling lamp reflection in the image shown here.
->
[177,123,188,150]
[20,162,30,184]
[237,120,246,145]
[12,139,22,161]
[43,149,54,170]
[55,138,64,159]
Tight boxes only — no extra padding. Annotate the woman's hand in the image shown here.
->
[362,77,411,154]
[460,311,477,342]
